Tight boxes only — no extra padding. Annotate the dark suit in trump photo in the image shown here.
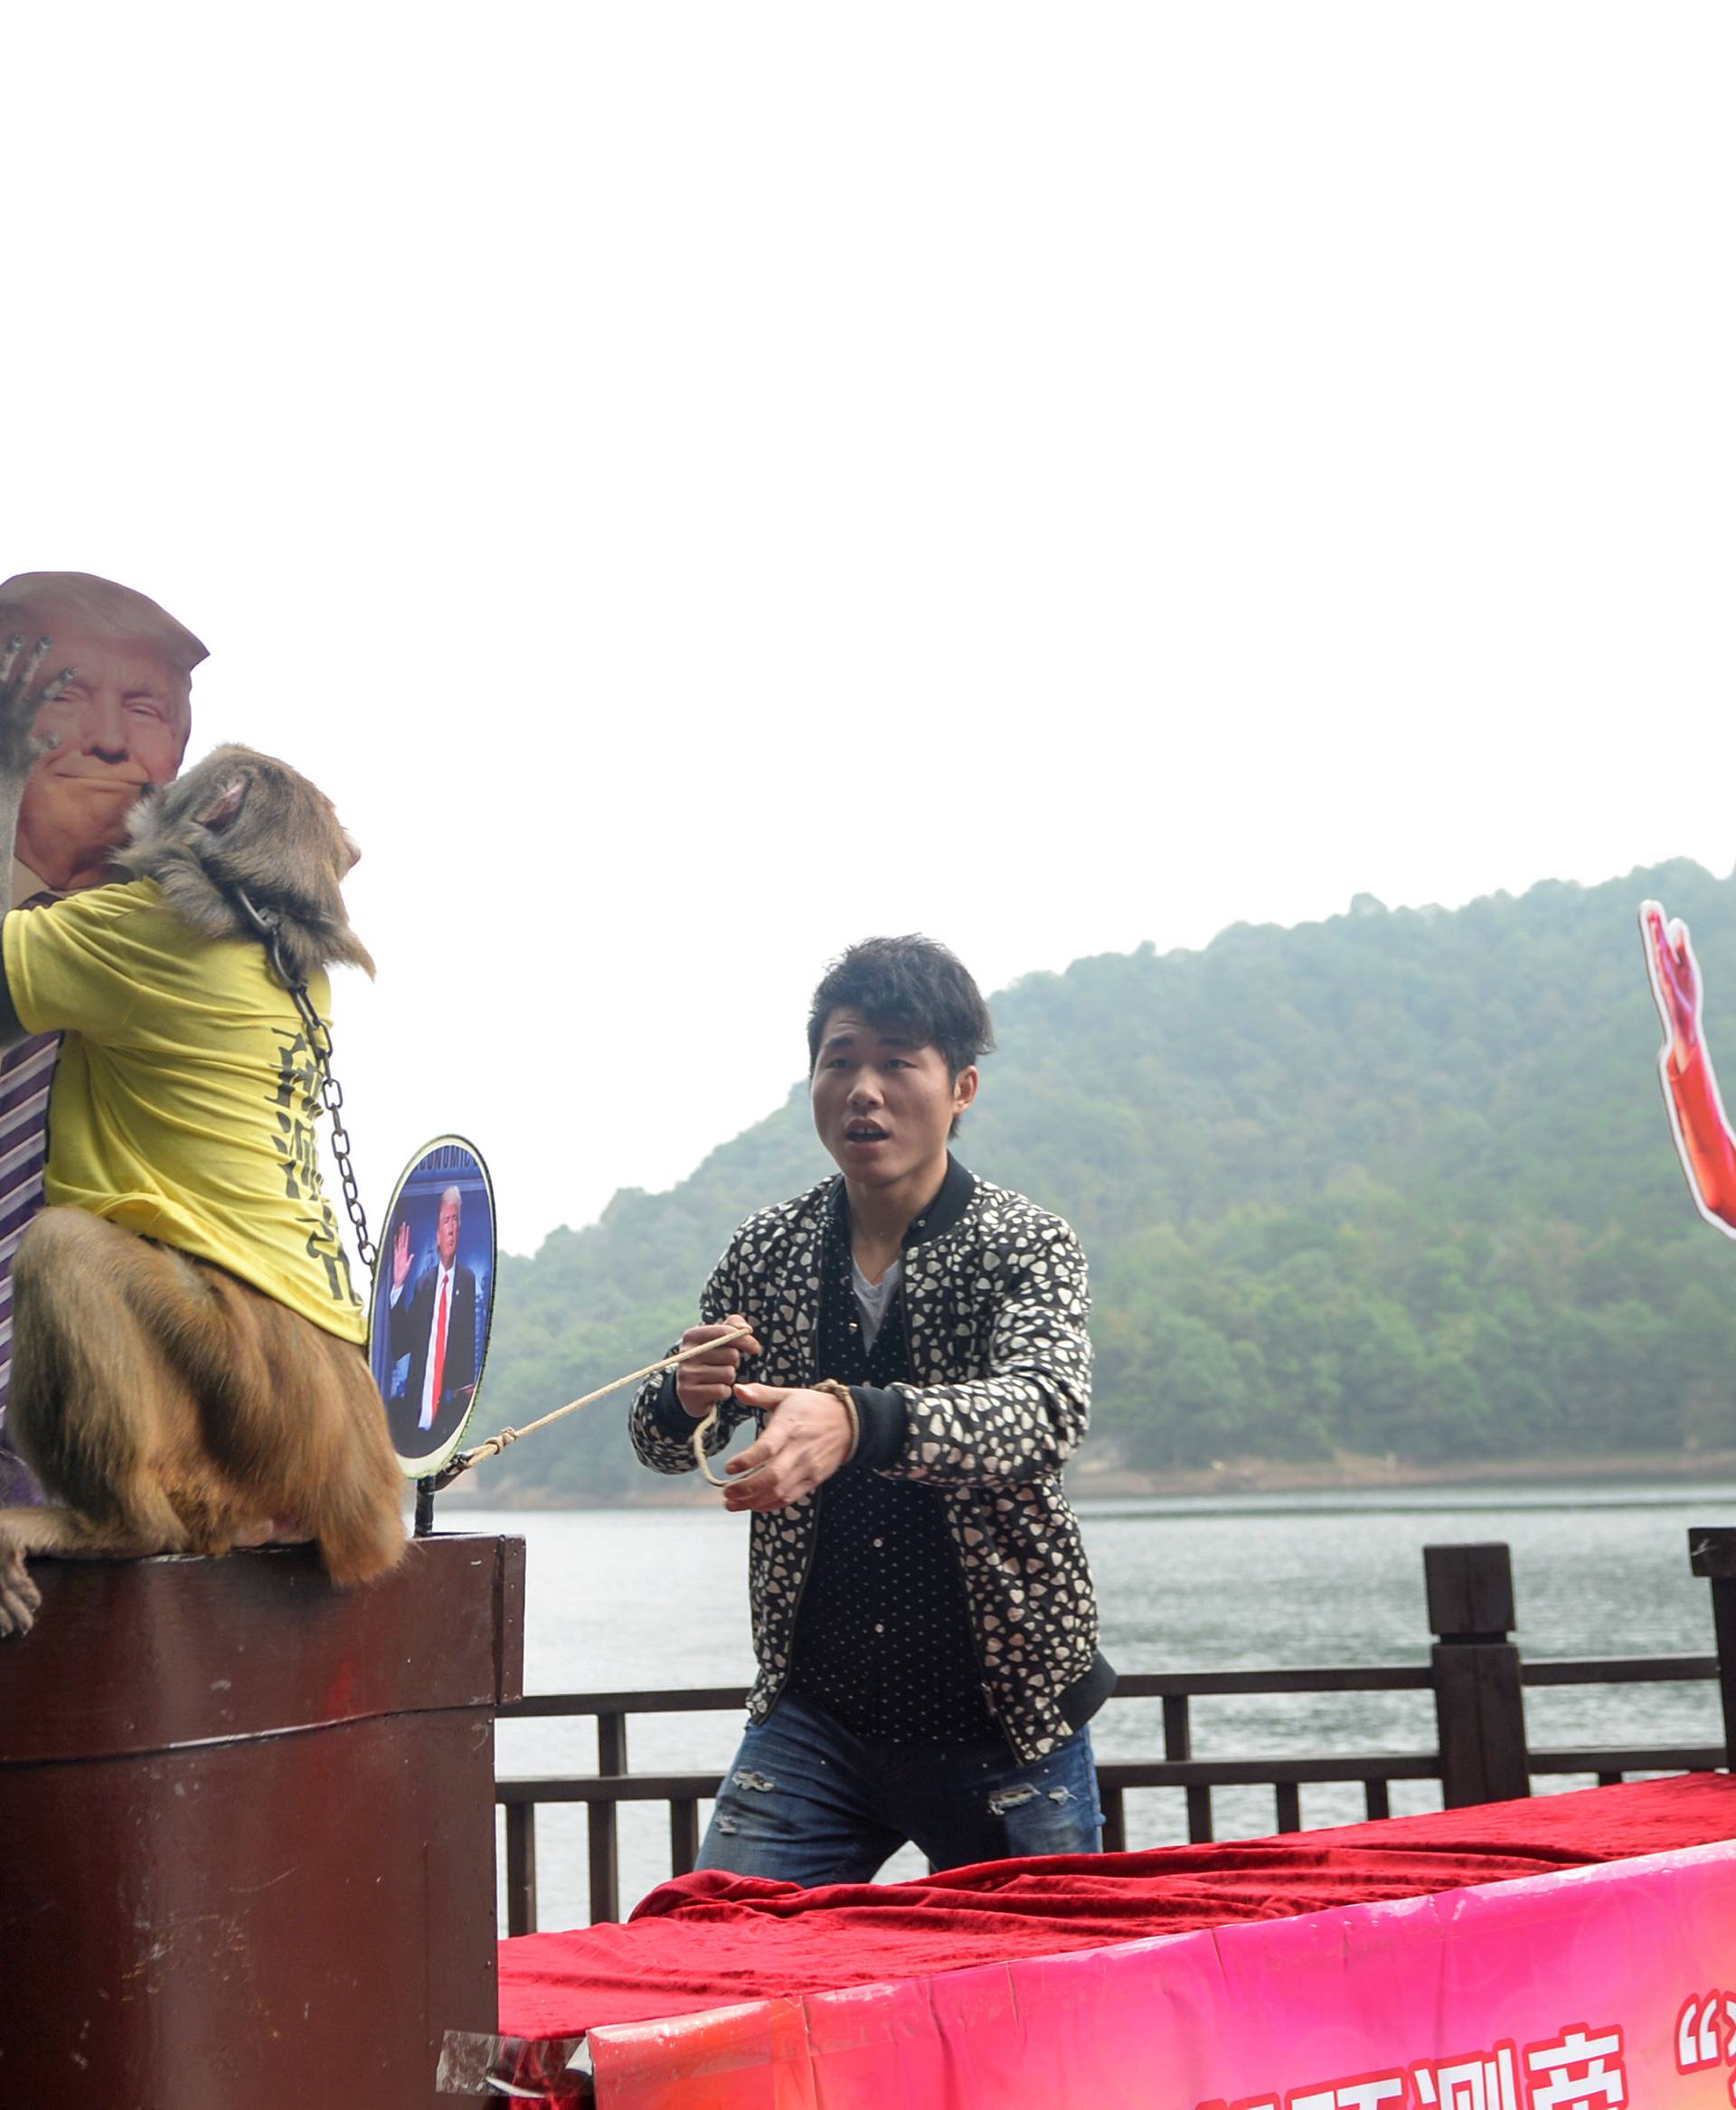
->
[372,1146,495,1468]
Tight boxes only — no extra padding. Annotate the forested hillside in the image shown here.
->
[468,860,1736,1500]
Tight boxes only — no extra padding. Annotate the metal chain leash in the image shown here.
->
[231,887,377,1279]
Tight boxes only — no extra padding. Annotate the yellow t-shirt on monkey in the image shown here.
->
[3,880,367,1344]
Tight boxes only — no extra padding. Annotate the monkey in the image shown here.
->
[0,633,403,1636]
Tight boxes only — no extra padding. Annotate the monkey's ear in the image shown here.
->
[194,776,250,834]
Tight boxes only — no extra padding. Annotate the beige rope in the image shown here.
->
[692,1408,733,1486]
[455,1326,755,1471]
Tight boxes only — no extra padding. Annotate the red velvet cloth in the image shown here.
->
[496,1771,1736,2039]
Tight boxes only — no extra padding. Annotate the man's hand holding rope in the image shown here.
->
[674,1315,763,1418]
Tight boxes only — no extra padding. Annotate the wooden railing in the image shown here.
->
[495,1531,1736,1934]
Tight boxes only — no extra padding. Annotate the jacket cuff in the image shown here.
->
[649,1369,700,1445]
[1061,1648,1118,1732]
[849,1385,907,1471]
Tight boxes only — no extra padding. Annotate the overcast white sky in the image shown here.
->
[10,5,1733,1256]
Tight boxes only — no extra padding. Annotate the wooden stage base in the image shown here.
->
[0,1531,524,2110]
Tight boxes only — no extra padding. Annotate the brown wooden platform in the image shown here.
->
[0,1531,524,2110]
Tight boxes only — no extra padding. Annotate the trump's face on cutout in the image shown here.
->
[16,618,192,892]
[436,1192,461,1268]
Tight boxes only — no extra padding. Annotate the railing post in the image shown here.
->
[1425,1543,1530,1808]
[1099,1782,1127,1855]
[505,1803,537,1937]
[589,1710,627,1925]
[1165,1692,1212,1842]
[1688,1526,1736,1767]
[670,1799,702,1877]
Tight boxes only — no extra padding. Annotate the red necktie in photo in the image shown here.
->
[431,1273,450,1412]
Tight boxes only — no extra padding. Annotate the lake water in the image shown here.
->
[466,1480,1735,1932]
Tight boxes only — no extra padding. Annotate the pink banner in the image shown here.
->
[585,1839,1736,2110]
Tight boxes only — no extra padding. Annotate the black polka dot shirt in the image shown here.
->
[784,1201,995,1744]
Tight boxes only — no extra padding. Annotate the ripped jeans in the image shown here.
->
[694,1692,1102,1888]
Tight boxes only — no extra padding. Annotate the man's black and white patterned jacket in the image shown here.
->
[629,1157,1112,1763]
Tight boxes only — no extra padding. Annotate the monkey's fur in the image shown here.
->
[0,744,403,1637]
[120,743,376,985]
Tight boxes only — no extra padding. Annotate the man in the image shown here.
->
[0,573,202,1504]
[386,1186,479,1452]
[630,935,1111,1886]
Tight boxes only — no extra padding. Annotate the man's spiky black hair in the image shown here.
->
[806,935,995,1079]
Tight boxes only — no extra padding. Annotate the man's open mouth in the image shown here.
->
[845,1122,888,1143]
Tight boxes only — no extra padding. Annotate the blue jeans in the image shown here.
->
[695,1692,1102,1887]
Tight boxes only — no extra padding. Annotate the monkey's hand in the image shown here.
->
[0,1525,42,1637]
[0,633,76,787]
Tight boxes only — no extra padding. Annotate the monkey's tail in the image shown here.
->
[291,1333,407,1588]
[311,1452,407,1588]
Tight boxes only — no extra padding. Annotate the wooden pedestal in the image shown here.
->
[0,1531,524,2109]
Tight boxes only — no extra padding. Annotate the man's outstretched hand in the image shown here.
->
[722,1383,855,1512]
[0,635,73,784]
[1642,900,1702,1068]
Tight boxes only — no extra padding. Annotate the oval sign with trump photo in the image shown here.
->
[371,1137,497,1476]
